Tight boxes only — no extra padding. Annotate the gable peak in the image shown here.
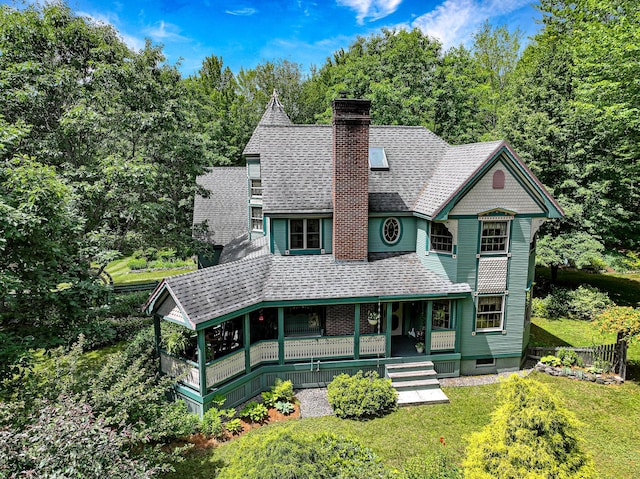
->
[259,89,292,126]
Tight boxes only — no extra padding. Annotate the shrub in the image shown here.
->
[0,398,157,479]
[540,355,561,367]
[274,401,295,415]
[201,407,224,439]
[596,306,640,344]
[271,378,294,403]
[216,426,393,479]
[463,375,596,478]
[535,285,613,320]
[557,348,583,367]
[239,401,269,423]
[261,391,277,407]
[127,258,148,270]
[327,370,397,419]
[224,418,243,436]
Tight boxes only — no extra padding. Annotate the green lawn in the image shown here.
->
[105,257,196,285]
[166,374,640,479]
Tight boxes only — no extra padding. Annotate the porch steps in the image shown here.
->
[385,360,449,406]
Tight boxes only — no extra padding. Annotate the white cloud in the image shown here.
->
[78,10,145,52]
[337,0,403,24]
[225,8,258,16]
[411,0,529,48]
[143,21,190,43]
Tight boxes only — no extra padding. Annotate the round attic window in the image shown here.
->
[382,217,401,245]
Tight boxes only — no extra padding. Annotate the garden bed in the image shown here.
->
[534,362,624,385]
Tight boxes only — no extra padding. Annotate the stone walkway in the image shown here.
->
[295,368,534,418]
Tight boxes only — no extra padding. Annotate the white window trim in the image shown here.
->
[288,218,322,250]
[475,295,505,332]
[251,207,263,232]
[250,179,263,198]
[479,218,511,255]
[429,222,454,254]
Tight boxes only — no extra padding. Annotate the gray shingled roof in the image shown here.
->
[154,253,471,325]
[259,125,450,214]
[244,91,292,156]
[219,234,269,264]
[413,140,504,217]
[193,167,247,246]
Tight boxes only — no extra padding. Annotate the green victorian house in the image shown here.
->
[145,93,563,414]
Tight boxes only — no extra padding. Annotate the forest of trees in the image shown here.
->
[0,1,638,475]
[1,0,639,359]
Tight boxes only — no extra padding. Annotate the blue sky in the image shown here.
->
[17,1,542,76]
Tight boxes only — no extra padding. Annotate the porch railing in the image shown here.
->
[431,330,456,351]
[160,352,199,389]
[284,336,354,360]
[206,349,245,388]
[359,334,386,356]
[250,340,279,367]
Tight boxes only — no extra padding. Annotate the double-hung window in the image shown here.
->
[251,207,263,231]
[250,179,262,198]
[430,222,453,253]
[480,221,509,253]
[476,296,504,331]
[289,219,321,250]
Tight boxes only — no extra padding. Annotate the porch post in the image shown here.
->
[197,329,207,396]
[354,303,361,360]
[425,301,433,355]
[385,303,392,358]
[454,300,462,353]
[244,313,251,372]
[278,307,285,365]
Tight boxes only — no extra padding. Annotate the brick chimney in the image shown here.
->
[332,97,370,262]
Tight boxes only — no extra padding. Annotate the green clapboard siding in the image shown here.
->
[322,218,332,253]
[416,218,428,258]
[456,218,478,290]
[459,217,532,358]
[271,218,287,254]
[368,216,416,253]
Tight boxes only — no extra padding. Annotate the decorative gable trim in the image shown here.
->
[433,144,564,221]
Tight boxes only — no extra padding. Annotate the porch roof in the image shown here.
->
[147,252,471,327]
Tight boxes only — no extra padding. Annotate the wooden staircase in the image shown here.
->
[385,360,450,406]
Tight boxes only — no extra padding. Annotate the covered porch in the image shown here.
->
[155,297,462,397]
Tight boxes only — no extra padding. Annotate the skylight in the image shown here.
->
[369,147,388,170]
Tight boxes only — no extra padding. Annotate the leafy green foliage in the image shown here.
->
[540,355,562,367]
[201,408,224,439]
[0,398,160,478]
[216,426,393,479]
[534,285,613,320]
[274,401,295,415]
[270,378,295,403]
[557,348,583,367]
[327,370,397,419]
[239,401,269,423]
[261,391,277,408]
[224,418,243,436]
[463,375,596,478]
[596,306,640,344]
